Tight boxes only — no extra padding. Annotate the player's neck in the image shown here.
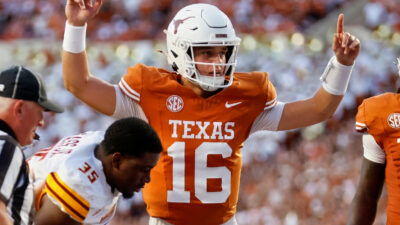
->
[94,145,109,176]
[94,145,117,192]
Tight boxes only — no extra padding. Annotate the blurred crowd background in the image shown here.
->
[1,0,399,224]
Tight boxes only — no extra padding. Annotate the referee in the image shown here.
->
[0,66,63,225]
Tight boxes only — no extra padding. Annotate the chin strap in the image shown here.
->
[197,74,225,92]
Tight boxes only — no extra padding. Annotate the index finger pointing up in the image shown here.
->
[337,13,344,34]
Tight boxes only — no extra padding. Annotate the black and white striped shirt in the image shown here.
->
[0,120,34,225]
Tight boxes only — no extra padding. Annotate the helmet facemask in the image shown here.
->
[165,3,241,92]
[186,42,239,91]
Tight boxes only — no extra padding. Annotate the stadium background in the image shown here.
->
[1,0,399,224]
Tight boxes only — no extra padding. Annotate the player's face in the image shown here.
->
[193,46,227,76]
[17,101,44,146]
[116,152,160,198]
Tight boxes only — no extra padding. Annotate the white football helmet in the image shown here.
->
[165,3,241,92]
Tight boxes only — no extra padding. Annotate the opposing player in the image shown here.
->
[28,117,162,225]
[346,58,400,225]
[62,1,360,225]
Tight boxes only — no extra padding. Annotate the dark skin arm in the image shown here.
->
[346,158,385,225]
[34,195,80,225]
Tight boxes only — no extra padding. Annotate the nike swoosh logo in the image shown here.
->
[225,101,242,108]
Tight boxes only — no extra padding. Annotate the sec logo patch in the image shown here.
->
[166,95,184,112]
[388,113,400,129]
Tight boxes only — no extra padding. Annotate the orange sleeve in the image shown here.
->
[355,95,389,148]
[355,95,390,137]
[355,100,368,133]
[264,76,277,110]
[118,63,145,102]
[251,72,277,110]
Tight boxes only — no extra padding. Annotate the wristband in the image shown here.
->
[320,56,354,95]
[63,21,87,53]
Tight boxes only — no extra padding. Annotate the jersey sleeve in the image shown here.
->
[44,172,90,223]
[118,63,145,103]
[355,100,368,133]
[362,134,386,164]
[249,102,285,133]
[0,138,24,204]
[256,71,277,110]
[247,72,279,133]
[355,97,387,152]
[43,163,113,224]
[112,85,148,121]
[355,98,385,138]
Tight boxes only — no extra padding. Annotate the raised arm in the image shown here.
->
[346,158,385,225]
[63,0,116,115]
[277,14,360,130]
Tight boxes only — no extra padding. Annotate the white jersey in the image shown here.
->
[27,131,121,225]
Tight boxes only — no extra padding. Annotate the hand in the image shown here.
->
[65,0,103,26]
[332,14,360,66]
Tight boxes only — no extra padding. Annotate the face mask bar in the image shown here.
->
[185,40,240,89]
[188,61,235,88]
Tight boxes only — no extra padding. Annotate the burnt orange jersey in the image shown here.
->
[118,64,276,225]
[355,93,400,224]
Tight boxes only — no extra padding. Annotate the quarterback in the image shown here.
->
[62,1,360,225]
[28,118,162,225]
[347,58,400,225]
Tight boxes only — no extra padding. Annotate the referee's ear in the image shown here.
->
[9,99,23,118]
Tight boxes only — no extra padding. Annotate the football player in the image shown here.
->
[347,58,400,225]
[28,117,162,225]
[62,1,360,225]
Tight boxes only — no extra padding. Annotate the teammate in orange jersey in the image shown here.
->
[347,58,400,225]
[62,1,360,225]
[29,117,162,225]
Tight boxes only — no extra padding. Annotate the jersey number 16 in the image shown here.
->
[167,142,232,204]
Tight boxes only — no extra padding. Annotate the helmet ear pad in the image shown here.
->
[165,3,241,91]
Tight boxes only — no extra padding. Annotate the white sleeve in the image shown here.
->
[362,134,385,164]
[250,102,285,134]
[112,85,148,122]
